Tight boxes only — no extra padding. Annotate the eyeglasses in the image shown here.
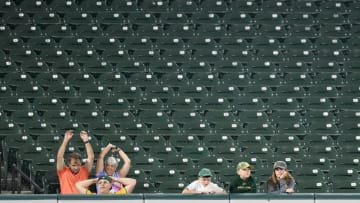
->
[275,168,284,171]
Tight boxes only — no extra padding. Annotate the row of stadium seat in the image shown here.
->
[0,71,358,86]
[1,60,359,74]
[0,48,358,63]
[2,23,360,39]
[2,0,360,14]
[0,37,358,52]
[3,130,359,193]
[2,10,359,25]
[3,108,360,124]
[1,115,360,141]
[1,35,359,47]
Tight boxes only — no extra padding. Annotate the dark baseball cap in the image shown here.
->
[98,175,112,183]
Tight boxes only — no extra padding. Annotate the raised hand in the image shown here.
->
[80,130,89,142]
[64,130,74,142]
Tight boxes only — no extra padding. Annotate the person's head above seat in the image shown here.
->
[273,161,287,171]
[97,175,113,194]
[236,162,254,180]
[198,168,213,186]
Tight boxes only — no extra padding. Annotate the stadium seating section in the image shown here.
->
[0,0,360,194]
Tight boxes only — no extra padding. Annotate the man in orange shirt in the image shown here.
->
[57,130,94,194]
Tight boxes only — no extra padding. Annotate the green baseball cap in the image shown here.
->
[198,168,213,177]
[98,175,112,183]
[237,162,254,170]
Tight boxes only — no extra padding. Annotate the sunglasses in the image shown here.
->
[275,168,284,171]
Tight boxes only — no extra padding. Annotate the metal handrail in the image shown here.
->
[11,164,44,193]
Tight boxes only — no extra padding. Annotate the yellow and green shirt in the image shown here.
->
[86,187,127,195]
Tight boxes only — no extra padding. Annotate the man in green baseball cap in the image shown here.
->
[182,168,226,194]
[229,162,256,193]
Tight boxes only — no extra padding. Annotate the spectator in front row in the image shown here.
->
[76,175,137,194]
[96,143,131,193]
[229,162,257,193]
[267,161,296,193]
[182,168,227,194]
[57,130,94,194]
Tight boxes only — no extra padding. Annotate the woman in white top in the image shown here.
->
[182,168,227,194]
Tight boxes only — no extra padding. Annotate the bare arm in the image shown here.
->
[96,143,114,174]
[117,148,131,177]
[182,188,202,194]
[110,176,136,194]
[76,178,98,194]
[80,131,95,173]
[181,182,226,194]
[214,189,227,194]
[56,130,74,170]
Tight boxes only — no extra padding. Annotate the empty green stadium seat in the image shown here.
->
[198,96,232,111]
[138,110,169,125]
[134,98,166,111]
[16,84,47,98]
[209,85,242,99]
[0,0,16,13]
[112,85,144,99]
[205,110,236,124]
[106,110,136,125]
[162,156,195,171]
[2,97,33,112]
[203,135,235,150]
[269,110,303,124]
[79,0,107,12]
[179,145,211,161]
[160,12,188,24]
[128,72,159,86]
[157,179,186,193]
[0,85,15,98]
[99,98,132,111]
[134,134,167,150]
[269,97,302,111]
[242,85,274,98]
[10,110,41,125]
[161,47,192,61]
[221,72,252,87]
[335,96,360,111]
[33,11,62,25]
[198,156,229,172]
[148,144,180,161]
[230,0,260,13]
[238,110,269,124]
[143,85,176,99]
[109,0,138,12]
[168,134,200,149]
[330,176,360,193]
[73,110,105,124]
[0,37,25,51]
[50,59,82,73]
[132,156,162,171]
[135,23,166,38]
[303,97,336,111]
[165,96,198,110]
[66,98,98,111]
[275,145,306,161]
[149,120,181,136]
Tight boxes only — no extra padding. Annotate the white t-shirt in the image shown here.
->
[186,180,224,193]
